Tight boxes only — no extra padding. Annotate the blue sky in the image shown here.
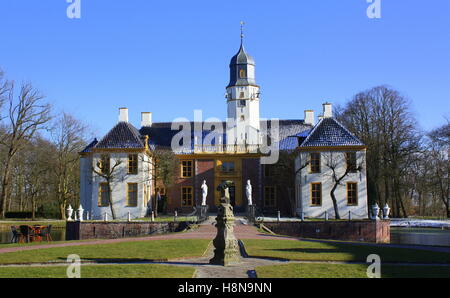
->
[0,0,449,137]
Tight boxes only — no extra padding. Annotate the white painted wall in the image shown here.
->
[295,150,368,219]
[81,152,152,220]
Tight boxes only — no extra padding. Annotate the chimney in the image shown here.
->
[119,108,128,122]
[323,102,333,118]
[141,112,152,127]
[304,110,315,126]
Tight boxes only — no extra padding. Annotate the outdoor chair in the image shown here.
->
[19,225,35,243]
[10,226,22,243]
[38,225,53,242]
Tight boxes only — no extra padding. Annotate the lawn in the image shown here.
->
[0,239,211,265]
[255,263,450,278]
[242,239,450,263]
[0,264,195,278]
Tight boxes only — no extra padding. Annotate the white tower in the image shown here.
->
[226,22,261,146]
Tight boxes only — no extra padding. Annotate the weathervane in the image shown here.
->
[240,21,245,42]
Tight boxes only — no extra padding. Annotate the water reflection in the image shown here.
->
[0,229,65,244]
[390,228,450,247]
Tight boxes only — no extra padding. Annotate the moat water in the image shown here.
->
[0,227,450,247]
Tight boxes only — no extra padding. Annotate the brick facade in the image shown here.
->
[66,221,188,240]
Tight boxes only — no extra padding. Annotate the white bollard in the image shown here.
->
[301,212,305,221]
[349,211,352,221]
[104,213,108,222]
[325,211,329,221]
[151,211,155,222]
[174,211,178,222]
[277,211,281,222]
[127,211,131,222]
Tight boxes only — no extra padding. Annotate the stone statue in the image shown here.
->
[216,181,233,204]
[201,180,208,206]
[210,180,240,266]
[246,180,253,206]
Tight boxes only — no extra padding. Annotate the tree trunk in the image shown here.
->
[31,197,36,221]
[107,183,116,219]
[330,184,341,220]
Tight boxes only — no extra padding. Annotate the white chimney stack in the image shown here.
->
[119,108,129,123]
[304,110,315,126]
[141,112,152,127]
[323,102,333,118]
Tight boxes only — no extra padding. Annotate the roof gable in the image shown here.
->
[95,122,145,149]
[300,117,364,148]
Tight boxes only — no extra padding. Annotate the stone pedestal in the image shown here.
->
[247,205,256,222]
[209,203,240,266]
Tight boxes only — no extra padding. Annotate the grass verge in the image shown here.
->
[0,264,195,278]
[0,239,210,265]
[242,239,450,263]
[255,263,450,278]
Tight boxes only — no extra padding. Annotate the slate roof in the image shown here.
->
[139,120,311,153]
[95,122,146,149]
[81,138,98,153]
[81,119,314,154]
[299,117,364,148]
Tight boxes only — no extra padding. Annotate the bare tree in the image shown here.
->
[140,147,177,217]
[323,152,364,219]
[51,112,87,219]
[92,155,122,219]
[0,81,51,218]
[271,150,310,216]
[336,86,421,217]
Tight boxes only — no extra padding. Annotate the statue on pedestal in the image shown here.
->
[201,180,208,206]
[246,180,253,206]
[209,181,240,266]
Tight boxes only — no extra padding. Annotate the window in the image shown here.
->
[310,153,321,173]
[239,100,246,107]
[347,182,358,206]
[346,152,357,173]
[128,154,138,174]
[181,187,193,207]
[127,183,138,207]
[181,160,193,178]
[240,92,245,99]
[239,69,246,78]
[264,186,276,207]
[98,183,110,207]
[264,165,274,177]
[99,155,110,175]
[311,183,322,206]
[221,161,235,173]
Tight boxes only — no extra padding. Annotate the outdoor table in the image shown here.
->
[31,225,46,242]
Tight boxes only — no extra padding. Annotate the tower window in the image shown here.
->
[240,92,245,99]
[239,100,246,107]
[239,69,246,78]
[240,115,245,122]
